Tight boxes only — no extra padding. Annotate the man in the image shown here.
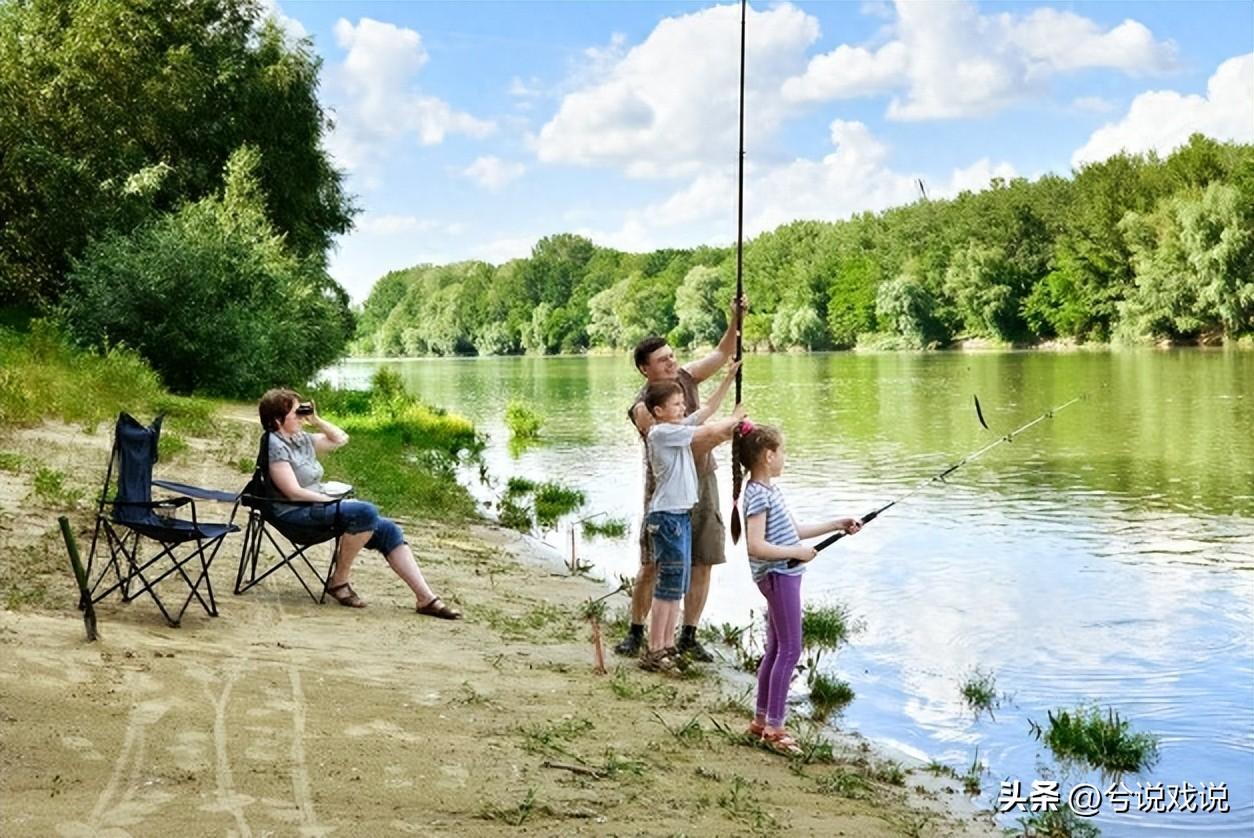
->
[615,296,747,662]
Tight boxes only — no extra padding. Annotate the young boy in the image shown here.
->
[639,361,744,671]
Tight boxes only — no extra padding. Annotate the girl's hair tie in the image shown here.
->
[737,419,755,436]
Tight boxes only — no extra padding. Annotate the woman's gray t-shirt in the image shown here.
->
[268,431,324,492]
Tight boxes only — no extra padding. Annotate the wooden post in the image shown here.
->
[58,516,98,641]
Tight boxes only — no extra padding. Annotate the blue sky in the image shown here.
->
[266,1,1254,302]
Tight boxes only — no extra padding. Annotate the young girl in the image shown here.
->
[739,422,860,754]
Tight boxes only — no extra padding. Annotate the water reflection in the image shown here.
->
[325,350,1254,836]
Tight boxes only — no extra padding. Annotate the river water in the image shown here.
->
[324,349,1253,836]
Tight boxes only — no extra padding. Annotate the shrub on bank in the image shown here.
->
[59,147,353,399]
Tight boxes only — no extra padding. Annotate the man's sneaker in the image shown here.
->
[677,635,715,663]
[614,632,644,657]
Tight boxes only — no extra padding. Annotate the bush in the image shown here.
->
[505,400,544,439]
[60,147,353,398]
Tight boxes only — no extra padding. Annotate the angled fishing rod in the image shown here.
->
[793,395,1084,562]
[730,0,749,544]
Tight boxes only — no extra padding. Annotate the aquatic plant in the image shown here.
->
[1029,705,1160,777]
[960,667,1000,717]
[959,748,983,796]
[809,673,855,720]
[802,603,857,651]
[581,516,628,539]
[505,399,544,439]
[498,477,586,532]
[798,602,861,714]
[1017,803,1101,838]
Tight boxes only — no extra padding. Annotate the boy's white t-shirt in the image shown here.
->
[646,416,700,513]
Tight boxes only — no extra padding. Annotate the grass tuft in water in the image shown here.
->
[504,399,543,440]
[497,476,586,532]
[960,667,1000,718]
[581,516,628,539]
[1030,704,1160,777]
[1017,803,1101,838]
[809,672,855,720]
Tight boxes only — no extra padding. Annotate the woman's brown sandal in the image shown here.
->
[416,596,461,620]
[325,582,366,608]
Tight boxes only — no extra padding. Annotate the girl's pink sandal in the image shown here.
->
[761,729,803,756]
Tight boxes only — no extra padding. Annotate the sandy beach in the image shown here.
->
[0,414,999,836]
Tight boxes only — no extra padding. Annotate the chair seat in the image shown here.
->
[116,517,239,543]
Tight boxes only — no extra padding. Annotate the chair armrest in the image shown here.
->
[111,497,193,510]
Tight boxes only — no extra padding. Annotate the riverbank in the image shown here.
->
[0,408,998,835]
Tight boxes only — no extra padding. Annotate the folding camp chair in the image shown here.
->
[84,413,240,626]
[235,431,349,603]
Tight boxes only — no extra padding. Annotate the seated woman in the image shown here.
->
[258,388,461,619]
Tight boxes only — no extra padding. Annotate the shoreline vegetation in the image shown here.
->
[0,331,1000,835]
[351,136,1253,362]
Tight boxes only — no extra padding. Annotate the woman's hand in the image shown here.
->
[792,544,818,562]
[838,518,862,535]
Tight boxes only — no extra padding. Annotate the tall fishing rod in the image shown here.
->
[730,0,748,544]
[792,395,1083,563]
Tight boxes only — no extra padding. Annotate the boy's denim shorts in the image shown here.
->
[646,510,692,602]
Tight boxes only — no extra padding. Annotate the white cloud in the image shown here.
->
[580,120,1016,253]
[1072,95,1117,114]
[355,215,462,236]
[782,42,907,102]
[462,156,526,190]
[1072,53,1254,167]
[536,3,819,177]
[782,0,1176,120]
[258,0,308,40]
[324,18,494,175]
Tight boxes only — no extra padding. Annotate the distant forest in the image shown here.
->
[355,135,1253,357]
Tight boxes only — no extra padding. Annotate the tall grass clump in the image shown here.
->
[800,603,861,720]
[1030,705,1160,777]
[959,667,1000,718]
[0,321,165,428]
[504,399,543,440]
[582,516,628,539]
[305,370,484,519]
[496,476,586,531]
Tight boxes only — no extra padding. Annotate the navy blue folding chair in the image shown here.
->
[84,413,240,626]
[235,431,349,603]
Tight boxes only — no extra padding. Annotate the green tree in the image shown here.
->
[0,0,353,307]
[59,147,352,396]
[671,265,725,348]
[943,243,1024,341]
[1118,183,1254,340]
[875,260,940,348]
[826,256,881,347]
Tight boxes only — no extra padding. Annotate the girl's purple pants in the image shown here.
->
[755,572,804,727]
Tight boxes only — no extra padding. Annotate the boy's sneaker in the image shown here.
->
[638,647,677,673]
[676,635,714,663]
[614,632,644,657]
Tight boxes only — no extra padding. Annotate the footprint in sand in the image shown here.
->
[343,719,424,744]
[435,764,468,790]
[59,735,104,762]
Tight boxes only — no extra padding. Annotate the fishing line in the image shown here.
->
[790,395,1084,564]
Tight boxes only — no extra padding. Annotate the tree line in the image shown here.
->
[355,135,1253,357]
[0,0,355,396]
